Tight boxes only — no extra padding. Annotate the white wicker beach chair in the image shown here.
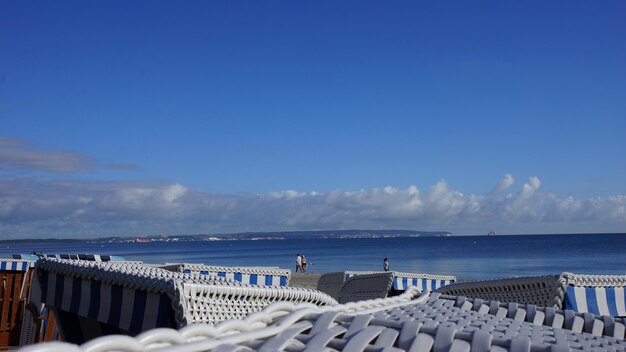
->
[18,287,626,352]
[33,258,337,344]
[318,270,456,301]
[427,292,626,340]
[437,272,626,317]
[161,263,291,287]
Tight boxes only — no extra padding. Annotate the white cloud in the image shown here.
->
[0,175,625,239]
[0,137,136,173]
[491,174,515,194]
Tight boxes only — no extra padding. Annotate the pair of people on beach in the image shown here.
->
[295,253,307,272]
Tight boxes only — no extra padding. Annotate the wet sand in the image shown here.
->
[290,272,321,289]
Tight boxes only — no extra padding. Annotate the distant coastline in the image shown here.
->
[0,229,451,244]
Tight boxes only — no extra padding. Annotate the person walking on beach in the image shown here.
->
[383,257,389,272]
[301,255,307,272]
[296,253,302,272]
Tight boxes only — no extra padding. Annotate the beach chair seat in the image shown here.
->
[20,288,626,352]
[161,263,291,287]
[437,272,626,317]
[33,258,336,344]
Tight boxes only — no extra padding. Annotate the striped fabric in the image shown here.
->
[37,269,175,335]
[345,272,454,292]
[184,269,288,287]
[0,259,31,271]
[565,285,626,317]
[14,254,125,262]
[393,276,454,291]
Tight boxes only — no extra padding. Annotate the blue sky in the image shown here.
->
[1,1,625,238]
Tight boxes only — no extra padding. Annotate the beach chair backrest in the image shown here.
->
[338,272,394,303]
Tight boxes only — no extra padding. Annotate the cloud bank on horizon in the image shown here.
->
[1,174,625,239]
[1,138,625,239]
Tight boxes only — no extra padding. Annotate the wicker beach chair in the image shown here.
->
[0,259,35,348]
[160,263,291,287]
[19,288,626,352]
[318,270,456,301]
[437,272,626,317]
[33,258,337,344]
[427,292,626,340]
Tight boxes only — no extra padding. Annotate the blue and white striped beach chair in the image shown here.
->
[343,271,456,292]
[1,259,32,271]
[34,259,336,344]
[319,270,456,301]
[162,263,291,287]
[563,272,626,317]
[437,272,626,318]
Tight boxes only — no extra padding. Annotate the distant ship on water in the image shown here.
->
[488,231,497,236]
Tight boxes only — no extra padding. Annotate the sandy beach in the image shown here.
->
[290,272,322,289]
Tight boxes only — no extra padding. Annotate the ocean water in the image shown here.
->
[1,233,624,281]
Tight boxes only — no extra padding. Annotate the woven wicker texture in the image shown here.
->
[18,287,626,352]
[564,272,626,288]
[428,293,626,340]
[436,274,565,309]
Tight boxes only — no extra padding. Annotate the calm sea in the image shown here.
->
[1,233,624,281]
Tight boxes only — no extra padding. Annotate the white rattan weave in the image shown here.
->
[428,292,626,340]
